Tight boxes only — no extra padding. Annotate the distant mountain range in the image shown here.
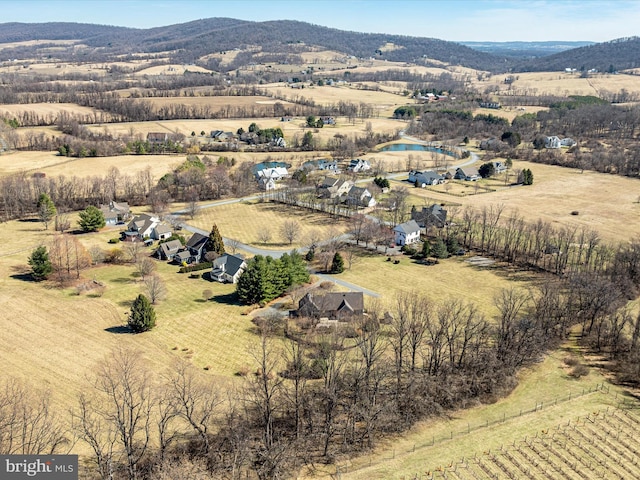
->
[460,41,594,58]
[0,19,637,74]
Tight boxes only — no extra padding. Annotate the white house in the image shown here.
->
[211,254,247,284]
[348,159,371,172]
[345,186,376,208]
[393,220,421,246]
[124,214,171,241]
[544,136,561,149]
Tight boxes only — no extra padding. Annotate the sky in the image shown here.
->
[1,0,639,43]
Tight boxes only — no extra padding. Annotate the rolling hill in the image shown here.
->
[0,19,635,75]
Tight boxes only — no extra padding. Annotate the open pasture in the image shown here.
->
[475,71,640,97]
[402,160,640,244]
[0,150,185,179]
[262,82,408,110]
[134,64,214,75]
[136,95,292,109]
[0,102,106,118]
[0,219,253,409]
[189,200,351,249]
[337,249,528,318]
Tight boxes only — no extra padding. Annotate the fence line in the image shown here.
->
[336,383,611,476]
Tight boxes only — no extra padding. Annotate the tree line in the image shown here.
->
[0,280,568,479]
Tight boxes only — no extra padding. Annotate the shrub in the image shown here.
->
[570,211,579,216]
[178,262,213,273]
[108,238,120,244]
[569,363,589,378]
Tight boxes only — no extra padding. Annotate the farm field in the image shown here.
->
[135,94,292,109]
[262,82,409,112]
[399,160,640,244]
[337,250,532,318]
[0,219,253,409]
[474,71,640,97]
[0,150,186,178]
[0,102,106,118]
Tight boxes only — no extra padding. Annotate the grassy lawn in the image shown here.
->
[189,200,351,249]
[337,249,533,318]
[0,218,253,411]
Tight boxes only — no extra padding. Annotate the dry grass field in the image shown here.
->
[0,219,255,410]
[136,95,292,109]
[262,82,410,112]
[0,150,186,179]
[337,250,529,318]
[398,160,640,244]
[473,71,640,97]
[189,200,352,249]
[0,102,106,118]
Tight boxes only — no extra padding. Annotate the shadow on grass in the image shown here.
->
[104,325,131,334]
[111,277,134,284]
[18,218,40,223]
[10,272,36,282]
[118,299,134,308]
[211,292,239,305]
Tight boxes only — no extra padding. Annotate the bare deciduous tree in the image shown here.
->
[280,220,301,245]
[144,274,167,304]
[166,360,222,455]
[257,228,272,245]
[135,257,156,280]
[90,348,154,480]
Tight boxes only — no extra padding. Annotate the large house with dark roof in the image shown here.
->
[411,204,448,229]
[294,292,364,320]
[185,232,208,264]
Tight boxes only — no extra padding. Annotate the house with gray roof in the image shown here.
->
[155,240,183,261]
[411,204,448,229]
[210,254,247,283]
[294,291,364,320]
[185,232,208,263]
[454,167,480,181]
[318,177,353,199]
[409,170,445,187]
[345,186,376,208]
[393,219,421,246]
[100,201,130,225]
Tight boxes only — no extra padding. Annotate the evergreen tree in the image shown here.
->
[421,239,431,258]
[205,224,226,256]
[478,162,495,178]
[128,294,156,332]
[330,252,345,274]
[28,245,52,281]
[431,237,449,259]
[236,253,309,305]
[236,255,269,305]
[446,236,460,255]
[522,168,534,185]
[37,193,57,230]
[78,205,106,232]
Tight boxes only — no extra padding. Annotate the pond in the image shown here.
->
[379,143,458,157]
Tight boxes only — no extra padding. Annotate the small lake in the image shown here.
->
[379,143,458,157]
